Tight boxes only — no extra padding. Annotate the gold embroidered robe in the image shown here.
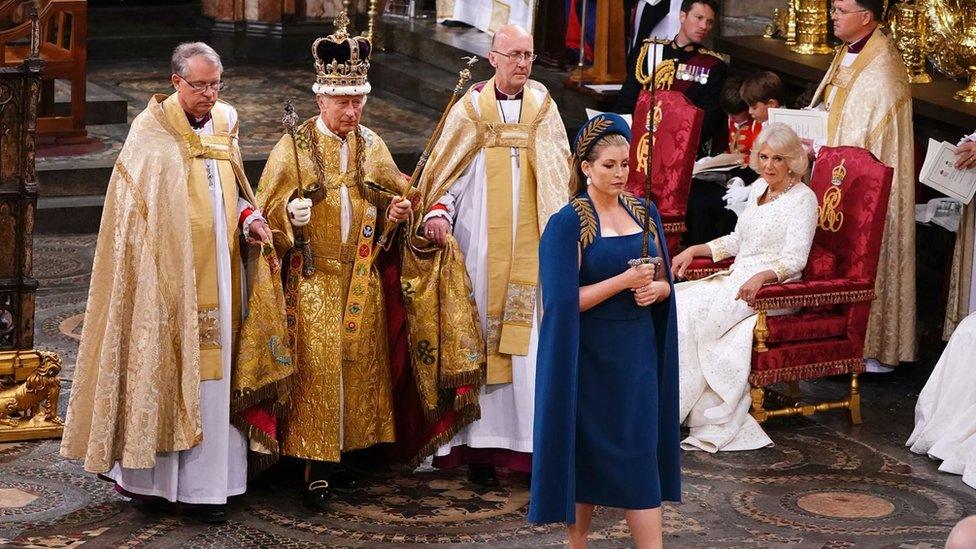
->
[257,119,406,462]
[405,79,571,394]
[60,94,292,474]
[810,28,917,364]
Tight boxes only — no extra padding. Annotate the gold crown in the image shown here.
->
[831,158,847,186]
[311,10,372,95]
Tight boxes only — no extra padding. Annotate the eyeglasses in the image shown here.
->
[491,50,538,63]
[829,7,868,16]
[177,75,226,93]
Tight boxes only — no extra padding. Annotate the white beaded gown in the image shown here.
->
[675,179,818,452]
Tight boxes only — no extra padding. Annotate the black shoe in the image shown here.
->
[304,479,331,510]
[467,463,499,487]
[329,469,361,491]
[195,504,228,525]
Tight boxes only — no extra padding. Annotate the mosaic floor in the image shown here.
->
[37,60,438,173]
[0,234,972,548]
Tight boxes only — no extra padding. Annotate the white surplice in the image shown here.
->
[675,179,818,452]
[908,312,976,490]
[429,86,546,457]
[437,0,534,34]
[107,103,248,504]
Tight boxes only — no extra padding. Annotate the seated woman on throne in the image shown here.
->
[670,123,818,453]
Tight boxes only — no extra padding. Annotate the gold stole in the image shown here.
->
[477,78,542,385]
[162,94,242,381]
[821,28,884,144]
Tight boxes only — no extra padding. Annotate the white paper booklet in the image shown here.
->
[767,108,828,143]
[919,138,976,205]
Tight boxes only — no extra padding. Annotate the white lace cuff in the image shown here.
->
[243,210,265,237]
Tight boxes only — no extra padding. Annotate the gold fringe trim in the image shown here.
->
[663,221,686,234]
[439,366,485,390]
[230,414,283,479]
[452,386,480,412]
[408,401,482,468]
[754,288,875,311]
[685,267,724,280]
[750,358,864,386]
[229,374,293,415]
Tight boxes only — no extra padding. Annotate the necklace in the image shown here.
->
[762,180,797,204]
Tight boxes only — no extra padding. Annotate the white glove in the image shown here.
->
[722,177,750,205]
[287,197,313,227]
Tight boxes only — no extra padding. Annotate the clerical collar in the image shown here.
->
[495,86,524,100]
[846,32,872,54]
[474,81,524,100]
[186,111,211,130]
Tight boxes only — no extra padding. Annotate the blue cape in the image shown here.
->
[528,194,681,524]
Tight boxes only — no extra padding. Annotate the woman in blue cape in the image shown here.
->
[528,113,681,547]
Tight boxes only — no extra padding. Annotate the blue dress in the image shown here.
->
[529,193,681,524]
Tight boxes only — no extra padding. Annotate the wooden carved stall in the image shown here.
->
[569,0,627,85]
[0,0,88,139]
[0,9,64,443]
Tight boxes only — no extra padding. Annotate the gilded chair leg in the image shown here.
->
[750,386,769,423]
[849,373,862,424]
[753,310,769,352]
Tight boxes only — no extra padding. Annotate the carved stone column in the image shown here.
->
[0,10,64,443]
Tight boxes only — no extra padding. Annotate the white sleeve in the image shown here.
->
[421,160,475,224]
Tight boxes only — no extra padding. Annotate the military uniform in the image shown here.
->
[616,37,729,158]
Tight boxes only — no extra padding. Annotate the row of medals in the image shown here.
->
[676,62,710,84]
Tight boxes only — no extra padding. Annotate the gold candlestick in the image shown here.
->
[366,0,379,42]
[785,0,798,45]
[891,1,932,84]
[790,0,832,54]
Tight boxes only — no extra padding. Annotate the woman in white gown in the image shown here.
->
[907,313,976,489]
[670,123,818,452]
[907,132,976,490]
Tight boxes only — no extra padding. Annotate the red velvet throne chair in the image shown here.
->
[684,146,893,424]
[626,89,703,258]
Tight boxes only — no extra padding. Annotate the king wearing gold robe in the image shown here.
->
[809,3,916,367]
[256,16,413,506]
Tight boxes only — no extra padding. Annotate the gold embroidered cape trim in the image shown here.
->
[572,193,657,251]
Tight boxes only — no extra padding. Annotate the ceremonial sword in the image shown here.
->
[629,40,663,274]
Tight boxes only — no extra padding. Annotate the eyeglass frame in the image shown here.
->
[176,74,226,94]
[829,6,868,16]
[490,50,538,63]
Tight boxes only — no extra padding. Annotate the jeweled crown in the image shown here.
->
[831,159,847,186]
[311,10,372,96]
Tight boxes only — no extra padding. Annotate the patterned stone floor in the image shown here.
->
[2,234,974,548]
[36,60,438,173]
